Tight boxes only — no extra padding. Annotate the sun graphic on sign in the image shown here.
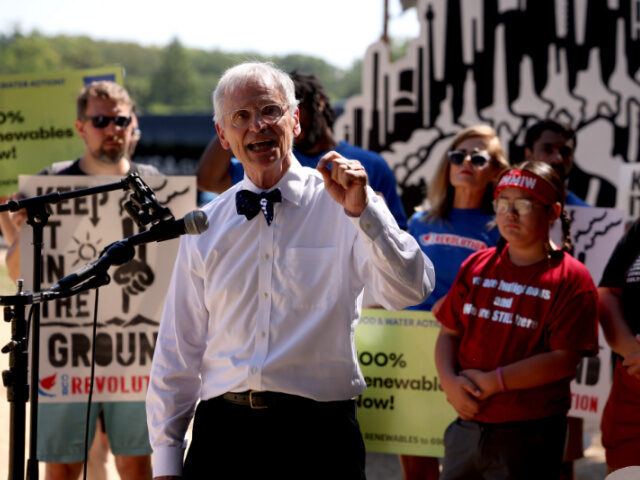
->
[67,232,103,267]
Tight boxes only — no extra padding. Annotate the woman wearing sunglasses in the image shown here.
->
[401,125,509,479]
[434,161,598,479]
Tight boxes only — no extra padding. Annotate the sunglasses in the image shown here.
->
[222,104,288,128]
[83,115,132,129]
[448,150,491,168]
[493,197,544,216]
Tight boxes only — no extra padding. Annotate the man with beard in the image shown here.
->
[196,71,408,228]
[0,81,156,479]
[524,119,589,206]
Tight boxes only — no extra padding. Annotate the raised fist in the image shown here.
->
[113,259,155,296]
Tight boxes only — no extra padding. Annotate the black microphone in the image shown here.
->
[113,209,209,247]
[50,210,209,292]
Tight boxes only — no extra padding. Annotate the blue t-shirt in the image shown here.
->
[229,141,408,228]
[408,208,500,310]
[566,190,590,206]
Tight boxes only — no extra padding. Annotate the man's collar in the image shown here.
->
[240,155,305,207]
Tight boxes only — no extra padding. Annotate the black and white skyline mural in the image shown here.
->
[335,0,640,214]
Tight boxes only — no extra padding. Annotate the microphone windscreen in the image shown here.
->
[184,210,209,235]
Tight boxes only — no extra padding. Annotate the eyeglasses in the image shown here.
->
[448,150,491,168]
[222,104,288,128]
[493,197,544,216]
[82,115,132,129]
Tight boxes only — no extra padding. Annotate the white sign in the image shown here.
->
[616,163,640,222]
[551,205,625,420]
[19,175,196,402]
[569,325,612,421]
[552,206,626,286]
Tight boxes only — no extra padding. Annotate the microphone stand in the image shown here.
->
[0,173,172,480]
[2,280,29,480]
[1,276,111,480]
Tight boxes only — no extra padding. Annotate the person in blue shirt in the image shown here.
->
[401,124,509,480]
[196,70,408,229]
[524,119,589,207]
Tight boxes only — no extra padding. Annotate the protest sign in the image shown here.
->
[554,206,626,287]
[616,162,640,223]
[569,324,613,421]
[355,309,455,457]
[18,174,196,402]
[552,205,625,420]
[0,66,123,195]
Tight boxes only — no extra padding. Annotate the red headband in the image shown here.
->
[494,169,558,205]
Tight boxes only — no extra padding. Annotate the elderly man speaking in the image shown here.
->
[146,62,435,480]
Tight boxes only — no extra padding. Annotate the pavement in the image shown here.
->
[365,422,607,479]
[0,246,608,479]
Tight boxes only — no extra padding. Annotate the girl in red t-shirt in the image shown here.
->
[434,161,598,480]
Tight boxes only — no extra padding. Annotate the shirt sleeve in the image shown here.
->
[372,160,408,230]
[146,235,209,477]
[546,263,599,356]
[434,256,473,333]
[547,289,599,356]
[350,187,435,310]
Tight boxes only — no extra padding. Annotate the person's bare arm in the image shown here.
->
[435,326,481,420]
[196,136,233,193]
[0,196,25,282]
[461,349,582,400]
[0,196,18,246]
[5,240,20,283]
[598,287,639,357]
[599,286,640,378]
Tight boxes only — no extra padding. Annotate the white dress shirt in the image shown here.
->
[146,157,435,476]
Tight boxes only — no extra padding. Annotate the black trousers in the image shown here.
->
[441,415,567,480]
[183,394,366,480]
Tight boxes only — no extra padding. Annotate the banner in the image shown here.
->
[550,205,625,420]
[569,324,613,421]
[19,174,196,402]
[616,162,640,223]
[551,206,626,286]
[0,66,123,195]
[355,309,455,457]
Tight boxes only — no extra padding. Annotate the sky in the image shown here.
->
[2,0,420,69]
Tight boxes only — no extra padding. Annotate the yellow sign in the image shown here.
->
[355,309,456,457]
[0,66,123,195]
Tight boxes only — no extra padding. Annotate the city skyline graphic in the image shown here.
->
[336,0,640,213]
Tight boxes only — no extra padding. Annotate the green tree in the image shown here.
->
[0,30,364,114]
[0,30,62,74]
[148,38,198,112]
[53,35,105,70]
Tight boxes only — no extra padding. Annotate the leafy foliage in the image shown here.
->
[0,29,364,114]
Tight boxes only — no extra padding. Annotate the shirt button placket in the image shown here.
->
[253,217,274,386]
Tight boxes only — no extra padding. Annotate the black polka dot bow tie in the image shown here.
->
[235,188,282,226]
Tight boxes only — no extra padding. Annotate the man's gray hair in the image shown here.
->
[213,62,298,123]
